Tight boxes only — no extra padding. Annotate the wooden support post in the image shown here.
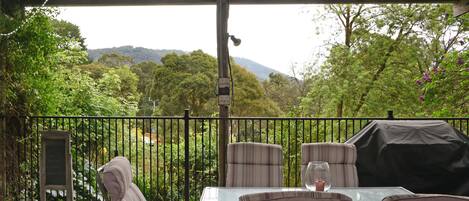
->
[0,25,6,201]
[217,0,230,187]
[454,0,469,17]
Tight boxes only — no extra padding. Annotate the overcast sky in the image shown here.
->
[58,5,336,75]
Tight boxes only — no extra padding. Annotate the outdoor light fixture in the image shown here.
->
[229,35,241,46]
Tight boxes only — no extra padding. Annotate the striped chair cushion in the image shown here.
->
[382,194,469,201]
[239,191,352,201]
[227,143,283,187]
[228,143,283,165]
[301,143,358,187]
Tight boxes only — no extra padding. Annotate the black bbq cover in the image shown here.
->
[346,120,469,196]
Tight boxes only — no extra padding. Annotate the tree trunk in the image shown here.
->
[344,6,352,48]
[0,36,7,201]
[336,99,344,117]
[337,6,353,118]
[353,27,408,115]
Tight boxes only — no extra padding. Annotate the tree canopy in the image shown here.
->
[300,4,468,117]
[1,4,467,119]
[132,51,282,116]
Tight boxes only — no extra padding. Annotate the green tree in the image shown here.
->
[99,67,141,115]
[52,19,87,50]
[146,50,281,116]
[77,63,110,79]
[262,73,302,114]
[419,50,469,116]
[301,4,467,117]
[0,8,116,200]
[153,51,218,116]
[131,61,162,116]
[231,66,282,116]
[97,52,134,67]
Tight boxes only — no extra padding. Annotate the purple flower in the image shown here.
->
[457,57,464,66]
[416,79,423,85]
[432,67,438,73]
[419,95,425,102]
[423,72,431,82]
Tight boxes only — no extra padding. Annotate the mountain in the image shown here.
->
[87,46,185,64]
[233,57,284,80]
[87,46,284,80]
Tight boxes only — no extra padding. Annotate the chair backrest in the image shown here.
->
[239,191,352,201]
[226,142,283,187]
[382,194,469,201]
[97,156,146,201]
[301,143,358,187]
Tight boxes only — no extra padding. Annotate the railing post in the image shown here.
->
[184,109,190,201]
[387,111,394,120]
[217,0,230,187]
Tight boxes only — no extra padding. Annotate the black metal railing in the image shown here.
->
[0,112,468,201]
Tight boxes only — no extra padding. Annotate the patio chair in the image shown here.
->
[382,194,469,201]
[301,143,358,187]
[226,142,283,187]
[97,156,146,201]
[239,191,352,201]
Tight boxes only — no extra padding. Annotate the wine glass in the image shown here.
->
[304,161,331,191]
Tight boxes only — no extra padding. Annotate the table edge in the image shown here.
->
[201,186,414,198]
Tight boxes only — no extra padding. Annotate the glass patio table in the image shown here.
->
[200,187,413,201]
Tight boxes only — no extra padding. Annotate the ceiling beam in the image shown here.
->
[453,0,469,16]
[26,0,455,6]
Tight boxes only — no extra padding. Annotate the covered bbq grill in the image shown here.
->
[347,120,469,196]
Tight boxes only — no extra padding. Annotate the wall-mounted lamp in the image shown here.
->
[229,35,241,46]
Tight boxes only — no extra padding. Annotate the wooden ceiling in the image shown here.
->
[27,0,456,6]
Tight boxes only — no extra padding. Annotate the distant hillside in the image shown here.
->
[87,46,185,64]
[87,46,284,80]
[233,57,284,80]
